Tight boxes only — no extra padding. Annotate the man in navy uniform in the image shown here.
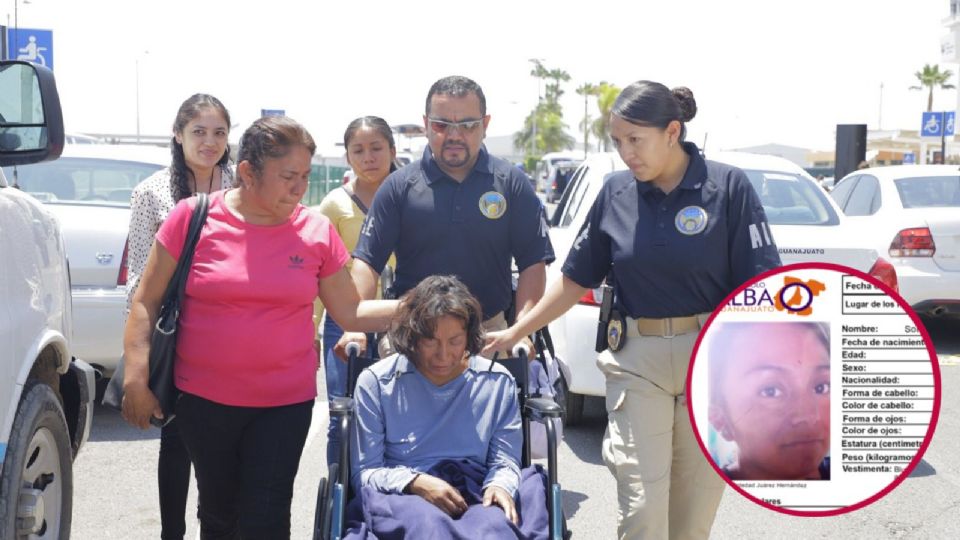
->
[351,75,554,353]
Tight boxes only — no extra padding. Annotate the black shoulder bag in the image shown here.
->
[149,193,210,426]
[102,194,209,427]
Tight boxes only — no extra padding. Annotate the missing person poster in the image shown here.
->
[688,263,941,516]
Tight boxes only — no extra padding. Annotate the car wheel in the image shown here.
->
[560,376,584,427]
[0,381,73,540]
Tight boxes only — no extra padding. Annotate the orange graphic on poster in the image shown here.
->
[773,276,826,316]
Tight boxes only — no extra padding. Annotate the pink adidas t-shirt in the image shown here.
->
[155,191,349,407]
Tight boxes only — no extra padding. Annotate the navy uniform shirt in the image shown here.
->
[563,142,781,318]
[353,146,555,318]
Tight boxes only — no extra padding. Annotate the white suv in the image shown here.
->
[0,60,96,539]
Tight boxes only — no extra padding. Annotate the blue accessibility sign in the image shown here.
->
[902,152,915,164]
[921,112,942,137]
[921,111,956,137]
[8,28,53,71]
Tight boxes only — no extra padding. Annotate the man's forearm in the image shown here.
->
[514,262,546,321]
[351,259,380,300]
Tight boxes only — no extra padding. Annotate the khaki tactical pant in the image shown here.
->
[599,328,725,540]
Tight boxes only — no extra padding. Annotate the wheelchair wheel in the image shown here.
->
[324,463,339,536]
[313,477,328,540]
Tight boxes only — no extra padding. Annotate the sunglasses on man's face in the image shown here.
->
[427,117,484,135]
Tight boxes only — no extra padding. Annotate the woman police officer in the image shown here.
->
[484,80,781,539]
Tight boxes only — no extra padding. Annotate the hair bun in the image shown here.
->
[671,87,697,122]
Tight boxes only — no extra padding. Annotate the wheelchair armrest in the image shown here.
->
[525,397,563,420]
[330,396,355,416]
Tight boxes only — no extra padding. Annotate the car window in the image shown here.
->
[552,164,586,227]
[843,175,880,216]
[2,157,163,204]
[829,175,859,208]
[894,175,960,208]
[560,166,592,228]
[743,170,838,225]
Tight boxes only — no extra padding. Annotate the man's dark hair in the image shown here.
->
[388,275,485,359]
[425,76,486,116]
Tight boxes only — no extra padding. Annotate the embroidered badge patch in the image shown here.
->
[479,191,507,219]
[675,206,708,235]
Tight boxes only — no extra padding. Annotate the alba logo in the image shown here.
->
[289,254,304,268]
[774,276,826,316]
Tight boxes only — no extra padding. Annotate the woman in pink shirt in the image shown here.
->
[122,116,396,539]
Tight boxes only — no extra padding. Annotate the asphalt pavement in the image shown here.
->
[71,316,958,539]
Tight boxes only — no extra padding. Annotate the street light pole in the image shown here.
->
[878,82,883,131]
[134,50,149,144]
[135,57,141,144]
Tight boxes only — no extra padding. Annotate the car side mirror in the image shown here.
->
[0,60,64,167]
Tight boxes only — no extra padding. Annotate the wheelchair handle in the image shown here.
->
[345,341,362,359]
[512,342,530,360]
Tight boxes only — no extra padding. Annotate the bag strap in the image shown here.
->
[342,186,369,215]
[159,193,210,307]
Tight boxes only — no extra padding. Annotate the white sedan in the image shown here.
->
[2,145,168,380]
[547,151,893,424]
[830,165,960,317]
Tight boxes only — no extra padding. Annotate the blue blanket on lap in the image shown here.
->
[342,459,550,539]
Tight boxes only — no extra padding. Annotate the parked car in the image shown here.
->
[0,60,96,539]
[830,165,960,317]
[545,160,579,203]
[548,151,896,424]
[64,132,103,145]
[534,151,582,193]
[2,144,168,379]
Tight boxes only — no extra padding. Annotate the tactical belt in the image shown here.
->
[625,314,710,338]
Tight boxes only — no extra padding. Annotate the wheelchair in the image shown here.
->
[312,341,570,539]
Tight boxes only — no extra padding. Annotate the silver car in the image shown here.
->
[2,144,168,379]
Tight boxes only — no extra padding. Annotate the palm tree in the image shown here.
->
[910,64,955,112]
[576,83,598,156]
[590,82,621,151]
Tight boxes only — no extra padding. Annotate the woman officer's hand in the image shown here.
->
[482,329,518,358]
[483,485,519,524]
[121,382,163,429]
[482,330,534,361]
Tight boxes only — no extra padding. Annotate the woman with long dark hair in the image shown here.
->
[315,116,398,467]
[125,93,233,540]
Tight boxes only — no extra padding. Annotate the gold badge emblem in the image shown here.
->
[479,191,507,219]
[675,205,708,235]
[607,317,625,352]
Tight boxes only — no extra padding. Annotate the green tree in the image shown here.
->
[514,60,575,159]
[576,83,599,157]
[910,64,955,112]
[590,82,621,152]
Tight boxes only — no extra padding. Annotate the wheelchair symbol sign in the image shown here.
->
[8,28,53,71]
[921,112,942,137]
[920,111,955,137]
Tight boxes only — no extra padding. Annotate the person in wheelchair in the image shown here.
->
[344,275,550,539]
